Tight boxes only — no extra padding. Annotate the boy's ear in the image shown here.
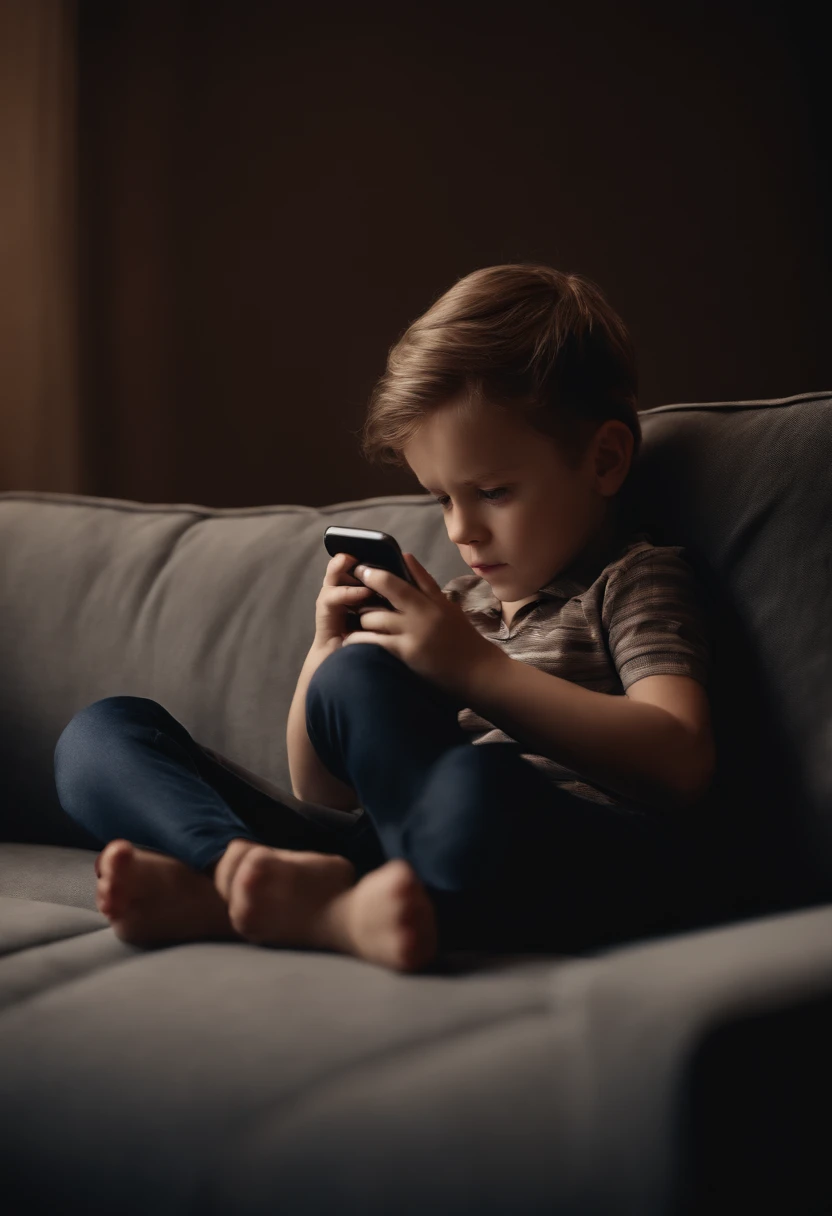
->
[594,420,633,489]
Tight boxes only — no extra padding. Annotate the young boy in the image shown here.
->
[69,264,715,972]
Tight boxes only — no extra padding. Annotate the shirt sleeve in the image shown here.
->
[601,544,712,691]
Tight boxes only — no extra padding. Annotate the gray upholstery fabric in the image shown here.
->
[619,390,832,917]
[0,881,830,1215]
[1,390,832,1214]
[0,842,102,911]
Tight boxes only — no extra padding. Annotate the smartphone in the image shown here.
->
[323,525,420,626]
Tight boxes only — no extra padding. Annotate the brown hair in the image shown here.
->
[357,263,641,482]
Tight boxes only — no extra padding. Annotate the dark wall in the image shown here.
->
[78,0,831,508]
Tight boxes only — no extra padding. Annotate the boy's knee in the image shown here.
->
[307,641,399,703]
[54,696,164,778]
[57,694,161,739]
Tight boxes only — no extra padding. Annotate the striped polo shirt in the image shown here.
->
[440,517,712,808]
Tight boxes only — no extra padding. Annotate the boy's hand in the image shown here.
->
[314,552,375,650]
[341,552,504,703]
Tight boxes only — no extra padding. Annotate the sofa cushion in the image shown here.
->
[0,894,830,1215]
[0,842,100,911]
[619,391,832,915]
[0,897,136,1011]
[0,894,106,955]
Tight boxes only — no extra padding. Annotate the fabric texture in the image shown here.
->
[441,515,712,806]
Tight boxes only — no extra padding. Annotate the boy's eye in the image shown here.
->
[434,488,509,508]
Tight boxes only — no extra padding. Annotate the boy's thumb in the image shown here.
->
[404,552,438,594]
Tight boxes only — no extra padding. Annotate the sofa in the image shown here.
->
[1,389,832,1216]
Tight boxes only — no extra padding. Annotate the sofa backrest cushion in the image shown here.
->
[619,390,832,916]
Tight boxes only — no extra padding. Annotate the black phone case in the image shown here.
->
[323,526,418,629]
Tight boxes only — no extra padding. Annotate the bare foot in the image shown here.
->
[95,839,244,947]
[227,847,439,972]
[209,836,262,903]
[338,858,440,972]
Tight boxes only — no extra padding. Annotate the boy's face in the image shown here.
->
[403,395,632,618]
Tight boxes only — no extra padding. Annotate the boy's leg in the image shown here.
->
[413,743,693,952]
[304,642,477,866]
[306,644,692,952]
[53,695,381,877]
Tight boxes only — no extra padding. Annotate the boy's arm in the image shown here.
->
[286,640,361,811]
[461,649,715,813]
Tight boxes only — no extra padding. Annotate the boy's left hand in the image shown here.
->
[341,552,502,703]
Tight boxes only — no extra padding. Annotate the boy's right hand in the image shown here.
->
[314,552,375,650]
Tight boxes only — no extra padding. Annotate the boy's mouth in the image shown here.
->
[471,562,506,573]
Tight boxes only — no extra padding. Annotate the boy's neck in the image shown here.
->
[563,497,624,583]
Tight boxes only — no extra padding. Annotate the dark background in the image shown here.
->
[76,0,831,508]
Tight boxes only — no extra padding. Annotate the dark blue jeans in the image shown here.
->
[53,642,693,953]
